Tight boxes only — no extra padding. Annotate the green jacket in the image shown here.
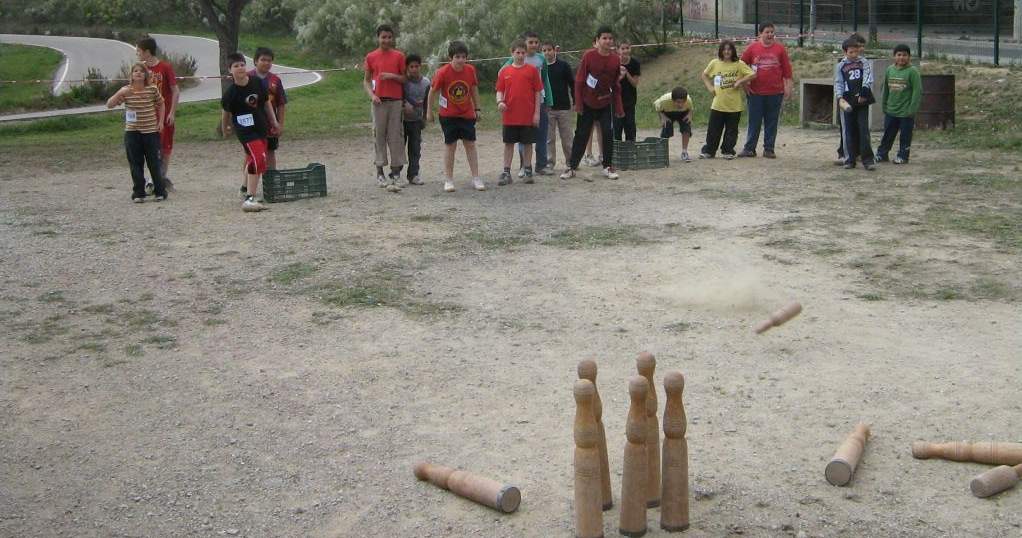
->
[883,64,922,117]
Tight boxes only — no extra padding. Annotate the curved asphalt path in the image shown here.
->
[0,33,321,122]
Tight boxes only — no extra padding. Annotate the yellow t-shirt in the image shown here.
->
[702,59,755,113]
[653,93,693,114]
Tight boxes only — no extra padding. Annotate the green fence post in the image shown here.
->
[799,0,805,47]
[916,0,923,60]
[994,0,1000,65]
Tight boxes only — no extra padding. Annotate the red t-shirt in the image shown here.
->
[145,60,177,113]
[740,41,793,95]
[248,70,288,116]
[364,48,406,100]
[431,63,478,119]
[495,63,543,126]
[574,49,623,115]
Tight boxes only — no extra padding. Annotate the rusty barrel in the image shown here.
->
[917,75,955,130]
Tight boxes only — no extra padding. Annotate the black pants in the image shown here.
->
[612,104,636,142]
[404,120,423,178]
[125,130,166,199]
[840,106,874,165]
[568,104,613,169]
[702,109,741,157]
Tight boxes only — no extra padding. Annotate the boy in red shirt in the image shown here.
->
[738,22,793,159]
[426,41,486,193]
[560,26,624,181]
[363,24,407,187]
[136,36,180,189]
[496,40,544,186]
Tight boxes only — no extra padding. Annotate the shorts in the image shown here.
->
[439,116,476,144]
[267,137,280,151]
[160,123,175,156]
[502,125,537,144]
[242,138,268,175]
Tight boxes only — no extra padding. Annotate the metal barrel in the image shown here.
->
[917,74,955,130]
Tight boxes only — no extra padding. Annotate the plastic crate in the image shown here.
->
[612,137,670,170]
[261,163,327,203]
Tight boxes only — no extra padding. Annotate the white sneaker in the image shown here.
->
[241,198,265,212]
[376,173,388,187]
[443,181,456,193]
[893,156,907,164]
[681,151,692,163]
[472,177,486,191]
[144,181,154,195]
[539,166,555,176]
[602,167,619,180]
[517,167,526,178]
[409,175,424,185]
[591,156,604,167]
[559,168,575,179]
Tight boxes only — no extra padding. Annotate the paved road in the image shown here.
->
[0,33,322,122]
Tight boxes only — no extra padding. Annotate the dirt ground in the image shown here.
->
[1,126,1020,538]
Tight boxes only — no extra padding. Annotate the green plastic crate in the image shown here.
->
[612,137,670,170]
[261,163,327,203]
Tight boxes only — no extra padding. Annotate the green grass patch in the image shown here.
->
[270,262,320,285]
[410,214,446,222]
[663,321,694,333]
[446,230,534,251]
[124,344,143,357]
[144,335,178,349]
[542,226,649,249]
[0,44,62,111]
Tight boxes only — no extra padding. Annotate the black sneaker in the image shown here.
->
[497,171,512,186]
[523,168,534,184]
[387,171,400,185]
[763,149,776,159]
[737,149,756,158]
[874,155,889,163]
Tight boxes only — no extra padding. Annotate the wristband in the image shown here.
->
[475,108,481,111]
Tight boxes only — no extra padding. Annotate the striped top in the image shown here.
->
[122,85,164,133]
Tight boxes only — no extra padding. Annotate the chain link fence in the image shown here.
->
[673,0,1021,65]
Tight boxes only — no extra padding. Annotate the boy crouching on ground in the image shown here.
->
[221,52,281,212]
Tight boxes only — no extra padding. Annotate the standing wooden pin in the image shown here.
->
[660,371,689,532]
[619,376,649,537]
[573,379,604,538]
[970,464,1022,498]
[413,461,521,513]
[636,351,661,508]
[911,441,1022,466]
[754,301,803,334]
[578,359,613,510]
[825,423,871,486]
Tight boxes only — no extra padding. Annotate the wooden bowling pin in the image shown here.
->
[660,371,690,532]
[574,379,604,538]
[636,352,661,508]
[578,359,613,510]
[970,464,1022,498]
[825,423,871,486]
[413,461,521,513]
[754,301,803,334]
[619,376,649,538]
[911,441,1022,466]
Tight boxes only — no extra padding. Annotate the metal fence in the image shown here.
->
[674,0,1021,66]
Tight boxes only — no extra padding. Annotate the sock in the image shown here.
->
[503,167,511,173]
[524,166,533,173]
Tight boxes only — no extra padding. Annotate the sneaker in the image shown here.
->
[154,195,165,202]
[523,168,534,184]
[538,166,556,176]
[497,171,513,186]
[737,149,757,158]
[874,155,888,163]
[698,152,713,159]
[681,151,692,163]
[472,177,486,191]
[388,171,400,185]
[164,177,175,191]
[376,173,388,187]
[240,185,248,198]
[241,197,265,212]
[583,155,598,167]
[132,197,144,203]
[834,156,846,165]
[722,153,736,160]
[593,156,604,167]
[893,156,907,164]
[863,160,876,170]
[763,149,776,159]
[144,181,154,195]
[602,167,619,180]
[843,163,855,169]
[443,181,456,193]
[517,167,526,179]
[409,175,424,185]
[559,168,575,179]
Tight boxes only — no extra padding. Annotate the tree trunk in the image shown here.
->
[196,0,252,92]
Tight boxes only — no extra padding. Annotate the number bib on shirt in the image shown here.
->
[236,113,255,127]
[438,95,449,109]
[586,74,598,89]
[125,110,137,123]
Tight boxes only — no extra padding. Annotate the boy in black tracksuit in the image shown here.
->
[834,38,875,170]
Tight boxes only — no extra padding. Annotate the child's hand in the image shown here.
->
[222,124,232,137]
[403,102,414,116]
[497,102,508,112]
[659,115,668,127]
[857,96,866,104]
[532,112,540,127]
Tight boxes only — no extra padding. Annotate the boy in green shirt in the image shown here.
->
[876,44,922,164]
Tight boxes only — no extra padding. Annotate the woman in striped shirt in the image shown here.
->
[107,63,167,202]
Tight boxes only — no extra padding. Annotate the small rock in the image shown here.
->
[225,529,240,536]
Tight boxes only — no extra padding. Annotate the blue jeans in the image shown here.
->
[876,114,914,161]
[518,103,549,169]
[125,130,166,199]
[744,93,784,152]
